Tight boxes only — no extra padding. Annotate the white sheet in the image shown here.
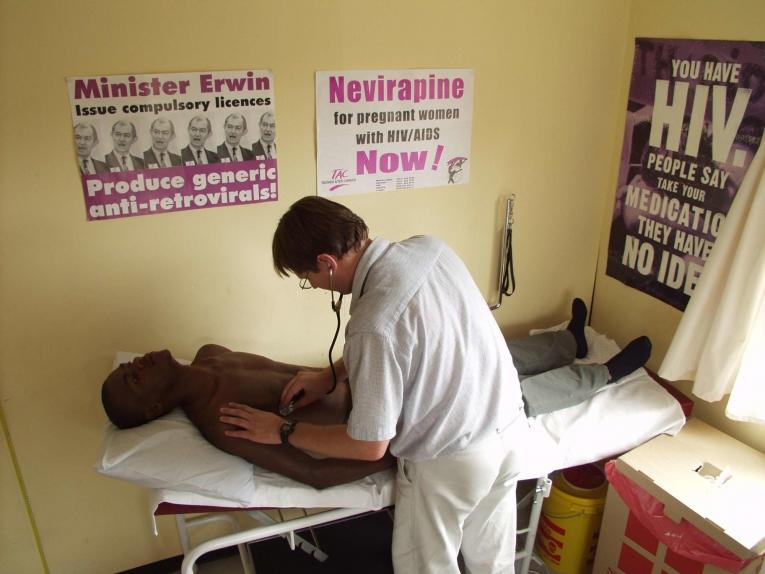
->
[97,327,686,512]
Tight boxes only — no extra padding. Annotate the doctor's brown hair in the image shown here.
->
[272,196,368,277]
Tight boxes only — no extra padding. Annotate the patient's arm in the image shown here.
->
[201,421,395,489]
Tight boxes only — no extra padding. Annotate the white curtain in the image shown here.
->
[659,140,765,424]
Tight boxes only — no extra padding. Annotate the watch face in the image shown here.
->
[280,420,297,444]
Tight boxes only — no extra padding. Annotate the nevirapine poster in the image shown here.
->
[315,69,474,196]
[607,39,765,310]
[67,70,277,221]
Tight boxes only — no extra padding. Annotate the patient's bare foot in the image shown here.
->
[567,298,588,359]
[605,336,652,382]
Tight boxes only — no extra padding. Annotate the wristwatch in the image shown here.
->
[280,420,297,445]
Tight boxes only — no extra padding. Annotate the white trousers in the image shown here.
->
[391,414,529,574]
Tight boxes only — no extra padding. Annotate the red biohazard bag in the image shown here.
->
[605,461,762,573]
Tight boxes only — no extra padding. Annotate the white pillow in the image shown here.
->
[96,409,256,504]
[95,352,256,504]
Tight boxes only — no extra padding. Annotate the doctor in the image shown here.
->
[221,196,529,574]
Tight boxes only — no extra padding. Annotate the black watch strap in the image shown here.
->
[280,420,297,445]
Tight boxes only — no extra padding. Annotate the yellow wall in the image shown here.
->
[590,0,765,454]
[1,1,629,570]
[1,0,759,572]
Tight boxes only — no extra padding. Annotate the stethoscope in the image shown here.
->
[280,266,343,417]
[326,267,344,394]
[315,245,389,396]
[323,243,390,393]
[281,244,392,416]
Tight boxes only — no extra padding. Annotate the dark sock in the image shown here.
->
[567,298,588,358]
[605,336,652,382]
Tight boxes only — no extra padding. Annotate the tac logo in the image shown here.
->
[322,167,356,191]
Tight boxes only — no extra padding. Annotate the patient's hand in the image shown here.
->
[220,403,283,445]
[280,369,334,413]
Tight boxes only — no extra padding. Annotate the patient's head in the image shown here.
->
[101,350,178,429]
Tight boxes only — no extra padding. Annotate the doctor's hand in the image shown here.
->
[279,369,333,413]
[220,403,283,445]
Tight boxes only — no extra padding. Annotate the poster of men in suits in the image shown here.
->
[66,70,277,221]
[606,39,765,310]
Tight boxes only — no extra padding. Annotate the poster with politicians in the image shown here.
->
[67,70,277,221]
[315,69,474,196]
[606,39,765,310]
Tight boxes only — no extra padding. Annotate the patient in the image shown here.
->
[100,299,651,487]
[101,345,395,489]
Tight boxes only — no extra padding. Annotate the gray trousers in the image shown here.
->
[508,330,609,417]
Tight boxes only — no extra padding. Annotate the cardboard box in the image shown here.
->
[593,418,765,574]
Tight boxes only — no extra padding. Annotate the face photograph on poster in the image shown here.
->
[606,38,765,310]
[315,69,474,197]
[66,70,278,221]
